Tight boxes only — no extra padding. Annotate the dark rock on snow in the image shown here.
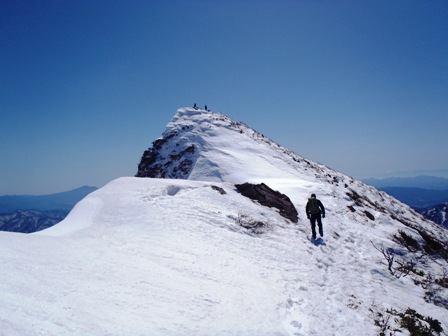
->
[136,130,196,179]
[235,182,298,223]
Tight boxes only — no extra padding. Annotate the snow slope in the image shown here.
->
[1,107,447,335]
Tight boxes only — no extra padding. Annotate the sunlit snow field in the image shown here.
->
[1,108,446,335]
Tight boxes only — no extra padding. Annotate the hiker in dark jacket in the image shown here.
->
[306,193,325,239]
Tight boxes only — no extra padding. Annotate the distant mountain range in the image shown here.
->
[0,209,68,233]
[363,175,448,190]
[363,176,448,228]
[0,186,97,233]
[0,185,98,212]
[378,187,448,209]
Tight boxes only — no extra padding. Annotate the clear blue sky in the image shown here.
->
[1,0,448,195]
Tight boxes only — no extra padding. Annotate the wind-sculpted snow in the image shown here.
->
[1,107,447,335]
[136,107,322,184]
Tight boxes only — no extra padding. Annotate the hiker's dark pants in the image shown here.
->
[309,213,323,238]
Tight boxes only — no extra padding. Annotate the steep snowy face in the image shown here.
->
[136,107,320,184]
[135,106,448,234]
[135,107,447,239]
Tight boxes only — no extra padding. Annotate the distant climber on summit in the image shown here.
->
[306,194,325,240]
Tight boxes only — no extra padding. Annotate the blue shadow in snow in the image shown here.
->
[311,237,326,246]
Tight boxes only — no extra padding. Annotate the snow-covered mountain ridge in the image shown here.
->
[136,107,445,240]
[1,107,447,335]
[419,203,448,229]
[137,107,329,185]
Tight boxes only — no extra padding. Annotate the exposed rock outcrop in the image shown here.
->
[235,182,298,223]
[136,130,196,179]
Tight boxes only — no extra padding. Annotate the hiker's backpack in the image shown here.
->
[308,198,321,214]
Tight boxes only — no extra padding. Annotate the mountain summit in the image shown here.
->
[1,107,447,335]
[136,107,327,185]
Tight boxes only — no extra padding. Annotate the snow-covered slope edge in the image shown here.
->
[9,176,441,335]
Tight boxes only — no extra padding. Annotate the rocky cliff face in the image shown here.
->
[136,108,238,179]
[136,132,196,179]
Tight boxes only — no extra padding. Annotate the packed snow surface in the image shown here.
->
[1,108,447,335]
